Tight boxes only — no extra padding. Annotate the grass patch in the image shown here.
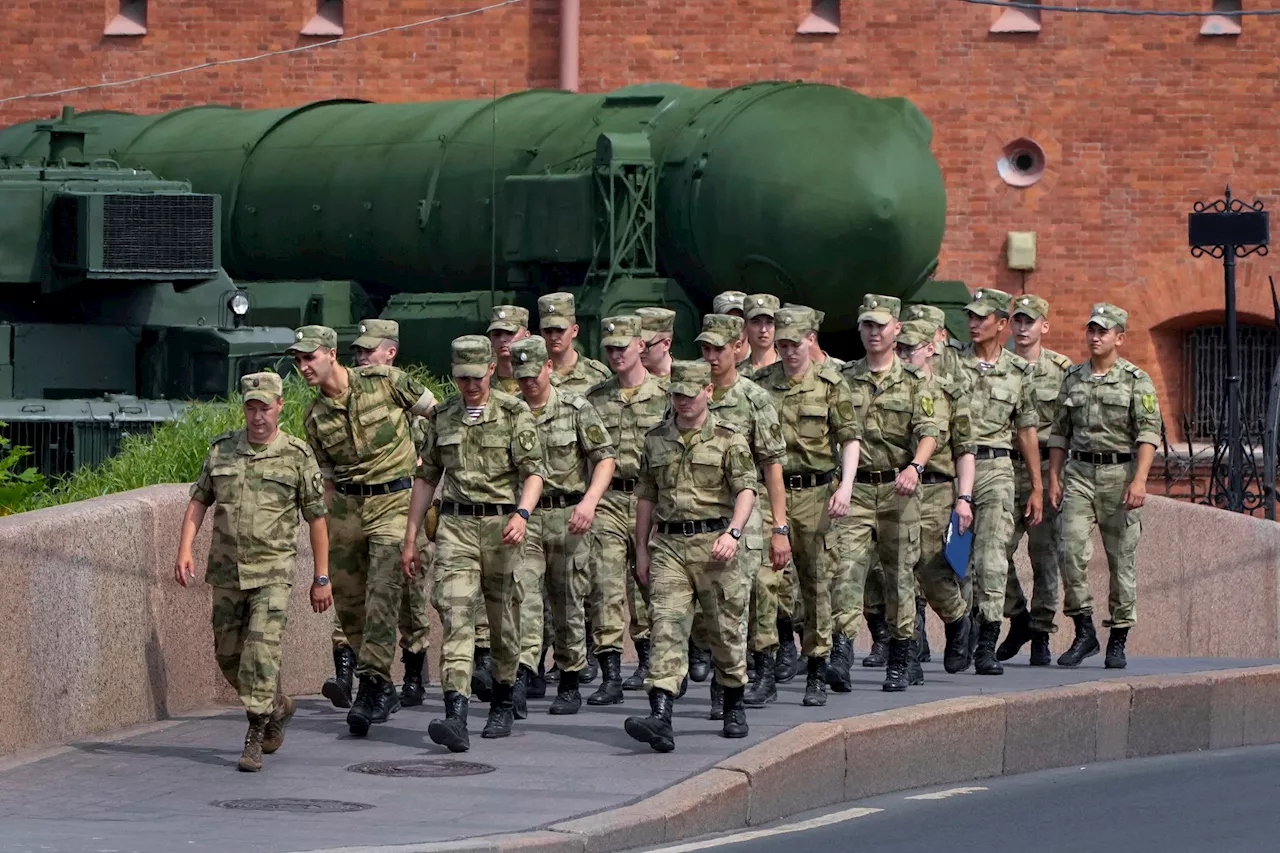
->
[12,368,454,515]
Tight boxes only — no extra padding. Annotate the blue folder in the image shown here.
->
[944,510,973,579]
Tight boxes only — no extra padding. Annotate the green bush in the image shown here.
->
[14,368,454,514]
[0,423,46,515]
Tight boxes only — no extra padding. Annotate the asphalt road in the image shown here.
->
[644,745,1280,853]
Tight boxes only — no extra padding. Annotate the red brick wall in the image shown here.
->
[3,0,1278,436]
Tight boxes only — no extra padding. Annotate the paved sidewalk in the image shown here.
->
[0,656,1268,853]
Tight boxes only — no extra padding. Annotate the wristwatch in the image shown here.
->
[909,461,926,476]
[772,524,790,536]
[957,494,974,505]
[516,508,531,521]
[313,576,330,586]
[729,527,742,540]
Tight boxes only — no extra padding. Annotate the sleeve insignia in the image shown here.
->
[1142,393,1156,413]
[518,430,537,452]
[586,424,607,446]
[836,401,854,421]
[921,396,934,417]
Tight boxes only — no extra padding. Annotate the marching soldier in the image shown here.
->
[1048,303,1161,669]
[175,372,331,772]
[624,360,759,752]
[509,336,617,716]
[712,290,751,366]
[996,295,1073,665]
[753,306,861,707]
[586,316,669,704]
[741,293,781,378]
[293,326,437,736]
[540,292,613,396]
[637,306,676,384]
[402,336,546,751]
[905,303,966,382]
[488,305,532,394]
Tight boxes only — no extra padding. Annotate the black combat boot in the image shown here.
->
[943,613,973,674]
[346,675,378,736]
[513,664,534,720]
[775,615,801,683]
[744,648,778,707]
[676,674,689,700]
[322,644,356,709]
[481,682,516,739]
[529,648,548,699]
[400,649,427,707]
[708,677,724,721]
[917,598,932,663]
[624,688,675,753]
[861,615,890,667]
[996,610,1034,662]
[907,632,925,686]
[883,637,911,692]
[1104,627,1129,669]
[428,691,471,753]
[688,640,712,683]
[802,656,828,707]
[586,651,624,705]
[1029,631,1051,666]
[623,639,651,691]
[721,685,748,739]
[1057,612,1101,667]
[967,606,981,660]
[549,669,582,715]
[974,620,1005,676]
[370,675,400,723]
[581,628,599,684]
[471,647,494,702]
[826,632,854,692]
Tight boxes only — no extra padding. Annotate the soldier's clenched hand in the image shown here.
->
[711,532,739,562]
[503,513,528,545]
[568,498,598,535]
[310,580,333,613]
[401,541,419,579]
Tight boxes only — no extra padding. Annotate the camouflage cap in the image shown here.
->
[774,306,815,343]
[744,293,781,321]
[965,287,1013,318]
[668,359,712,397]
[240,371,283,404]
[695,313,745,348]
[904,303,947,330]
[712,290,748,316]
[636,306,676,342]
[1088,302,1128,330]
[352,318,400,350]
[857,294,902,326]
[785,303,825,331]
[510,335,550,378]
[487,304,530,334]
[287,324,338,354]
[451,335,495,379]
[537,292,577,330]
[896,319,937,348]
[1012,294,1050,320]
[601,315,642,348]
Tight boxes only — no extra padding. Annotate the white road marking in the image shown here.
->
[903,786,989,801]
[640,805,884,853]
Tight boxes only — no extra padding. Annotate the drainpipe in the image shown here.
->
[560,0,580,92]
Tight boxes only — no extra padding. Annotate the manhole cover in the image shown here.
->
[213,798,374,813]
[346,758,496,778]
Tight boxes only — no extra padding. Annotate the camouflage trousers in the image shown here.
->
[784,482,834,657]
[831,482,922,641]
[1004,458,1061,633]
[627,569,651,642]
[970,456,1016,624]
[914,481,968,623]
[589,489,641,655]
[331,528,432,654]
[646,531,748,695]
[861,555,885,617]
[1060,460,1141,628]
[518,506,592,673]
[329,490,410,682]
[212,583,290,716]
[693,505,765,652]
[433,512,524,694]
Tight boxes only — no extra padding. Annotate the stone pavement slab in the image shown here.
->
[0,657,1270,853]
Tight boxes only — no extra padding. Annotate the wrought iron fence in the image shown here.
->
[1183,324,1278,440]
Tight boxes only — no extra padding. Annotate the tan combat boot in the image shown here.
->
[238,713,269,772]
[262,694,295,755]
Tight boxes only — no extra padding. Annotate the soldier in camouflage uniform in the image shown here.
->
[953,289,1043,676]
[905,303,966,382]
[697,314,790,715]
[993,295,1073,665]
[488,305,532,395]
[403,336,546,751]
[624,360,759,752]
[713,291,751,367]
[586,316,669,704]
[1049,303,1161,670]
[754,307,861,707]
[509,335,617,717]
[830,296,942,692]
[175,372,331,772]
[292,325,437,736]
[739,293,781,379]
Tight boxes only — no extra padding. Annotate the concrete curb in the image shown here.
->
[306,665,1280,853]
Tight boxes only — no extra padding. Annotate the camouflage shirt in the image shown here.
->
[586,374,669,480]
[551,355,613,397]
[839,357,943,471]
[932,339,966,383]
[1048,358,1163,454]
[191,428,327,590]
[523,386,617,497]
[952,343,1038,448]
[708,375,786,473]
[754,359,861,476]
[925,372,976,478]
[1022,347,1074,442]
[636,414,759,522]
[303,365,434,485]
[418,390,547,505]
[492,373,522,396]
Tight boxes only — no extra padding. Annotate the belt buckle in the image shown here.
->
[682,520,696,536]
[787,474,803,489]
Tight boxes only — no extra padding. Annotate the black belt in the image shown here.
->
[655,518,729,536]
[440,501,517,517]
[611,477,638,493]
[974,447,1011,460]
[783,471,835,490]
[855,468,900,485]
[1010,445,1050,463]
[920,472,954,484]
[1071,450,1135,465]
[334,477,413,496]
[539,492,584,510]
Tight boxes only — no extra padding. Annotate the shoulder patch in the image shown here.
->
[902,361,924,378]
[209,429,237,447]
[1125,362,1146,379]
[564,393,589,410]
[715,420,741,435]
[816,363,843,384]
[1049,351,1073,370]
[947,338,966,351]
[354,364,393,378]
[585,422,608,446]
